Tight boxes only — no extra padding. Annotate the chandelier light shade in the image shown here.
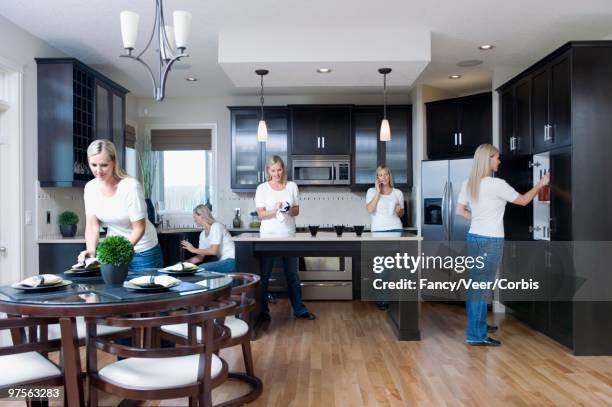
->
[119,11,139,50]
[256,69,269,142]
[119,0,192,101]
[378,67,392,141]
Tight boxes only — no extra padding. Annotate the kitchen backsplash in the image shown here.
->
[216,188,415,229]
[37,184,86,239]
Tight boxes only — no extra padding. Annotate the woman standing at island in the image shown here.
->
[255,155,315,321]
[456,143,549,346]
[77,139,163,270]
[366,165,405,232]
[180,204,236,273]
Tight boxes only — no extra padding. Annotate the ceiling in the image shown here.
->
[1,0,611,98]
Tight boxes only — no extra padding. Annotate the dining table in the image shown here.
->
[0,269,234,407]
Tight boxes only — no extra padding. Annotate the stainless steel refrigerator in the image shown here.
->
[421,158,473,300]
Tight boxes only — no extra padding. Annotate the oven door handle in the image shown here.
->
[300,282,352,287]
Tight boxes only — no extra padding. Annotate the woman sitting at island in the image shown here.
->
[180,204,236,273]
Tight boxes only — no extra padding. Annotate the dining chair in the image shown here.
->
[161,273,263,406]
[0,316,64,392]
[85,285,236,407]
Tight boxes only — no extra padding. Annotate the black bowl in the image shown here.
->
[334,225,345,237]
[308,225,319,237]
[353,225,365,236]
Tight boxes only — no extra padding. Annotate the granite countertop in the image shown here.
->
[233,231,421,242]
[38,236,86,244]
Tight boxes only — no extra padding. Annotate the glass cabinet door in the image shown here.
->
[232,110,262,188]
[261,109,288,179]
[95,82,110,139]
[112,93,125,166]
[353,109,379,186]
[384,108,411,187]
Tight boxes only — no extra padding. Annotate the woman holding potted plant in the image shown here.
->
[77,139,163,271]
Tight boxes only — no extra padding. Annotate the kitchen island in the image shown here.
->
[234,231,422,340]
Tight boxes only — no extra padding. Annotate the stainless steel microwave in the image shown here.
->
[291,155,350,185]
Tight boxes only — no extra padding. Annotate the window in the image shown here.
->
[125,147,137,178]
[156,150,212,212]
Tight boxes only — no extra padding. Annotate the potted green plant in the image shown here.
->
[96,236,134,285]
[58,211,79,238]
[138,148,158,224]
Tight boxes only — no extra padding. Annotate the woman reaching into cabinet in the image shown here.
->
[456,143,549,346]
[255,155,315,322]
[180,204,236,273]
[77,139,163,270]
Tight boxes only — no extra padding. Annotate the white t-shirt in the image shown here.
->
[255,181,299,235]
[457,177,519,238]
[84,177,158,253]
[199,222,235,260]
[366,188,405,232]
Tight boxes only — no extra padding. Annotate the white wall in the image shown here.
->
[0,14,66,276]
[135,93,413,227]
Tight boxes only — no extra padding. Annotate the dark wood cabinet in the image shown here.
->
[229,107,289,191]
[497,41,612,355]
[290,106,351,155]
[352,106,412,189]
[501,79,532,155]
[36,58,128,187]
[39,243,86,274]
[426,92,492,159]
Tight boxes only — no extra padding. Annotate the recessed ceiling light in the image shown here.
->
[457,59,483,67]
[449,75,462,79]
[478,44,495,50]
[317,68,332,73]
[186,77,198,82]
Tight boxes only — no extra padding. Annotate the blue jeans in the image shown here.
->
[465,233,504,342]
[129,244,164,272]
[260,256,308,317]
[201,258,236,273]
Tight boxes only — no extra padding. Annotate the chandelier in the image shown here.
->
[119,0,192,101]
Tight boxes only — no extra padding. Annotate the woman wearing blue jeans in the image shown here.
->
[181,204,236,273]
[78,139,163,271]
[456,144,549,346]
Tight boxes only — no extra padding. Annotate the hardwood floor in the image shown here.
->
[49,301,612,406]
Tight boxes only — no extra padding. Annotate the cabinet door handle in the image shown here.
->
[317,137,320,148]
[544,124,548,141]
[454,133,457,146]
[257,171,260,182]
[459,132,462,145]
[322,136,325,149]
[511,136,515,151]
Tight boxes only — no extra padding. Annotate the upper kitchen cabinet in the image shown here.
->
[230,107,289,191]
[290,106,351,155]
[352,105,412,189]
[531,55,571,153]
[500,78,532,156]
[426,92,492,159]
[36,58,128,187]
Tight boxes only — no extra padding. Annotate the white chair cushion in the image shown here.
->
[162,316,249,340]
[47,316,130,340]
[98,353,223,390]
[0,352,61,386]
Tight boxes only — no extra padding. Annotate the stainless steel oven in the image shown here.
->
[291,155,350,185]
[298,257,352,300]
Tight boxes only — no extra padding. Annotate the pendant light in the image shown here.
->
[256,69,269,142]
[379,68,392,141]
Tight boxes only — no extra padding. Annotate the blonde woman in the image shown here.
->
[456,144,549,346]
[77,139,162,270]
[181,204,235,273]
[366,165,405,232]
[255,155,315,321]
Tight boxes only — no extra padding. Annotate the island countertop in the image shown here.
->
[232,231,421,242]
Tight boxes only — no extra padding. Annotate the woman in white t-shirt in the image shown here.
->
[77,140,162,271]
[366,165,405,232]
[255,155,315,321]
[181,204,235,273]
[456,144,549,346]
